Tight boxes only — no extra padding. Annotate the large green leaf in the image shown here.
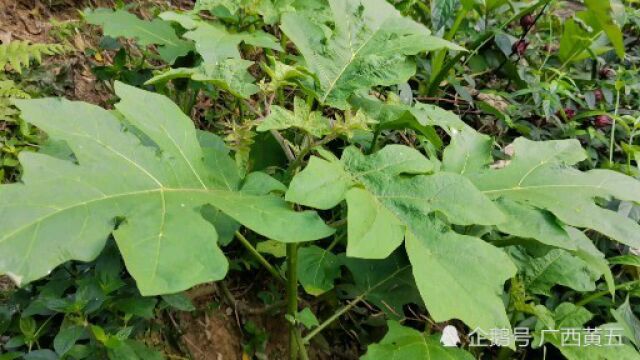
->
[287,144,516,338]
[84,9,191,64]
[361,321,474,360]
[280,0,463,109]
[465,137,640,249]
[0,82,333,295]
[444,129,617,292]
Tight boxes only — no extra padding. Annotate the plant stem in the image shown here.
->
[367,127,381,154]
[576,280,640,306]
[302,265,410,344]
[235,231,285,284]
[302,294,365,344]
[609,89,621,163]
[286,243,305,359]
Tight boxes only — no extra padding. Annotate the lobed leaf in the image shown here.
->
[281,0,463,109]
[0,83,333,295]
[287,144,516,339]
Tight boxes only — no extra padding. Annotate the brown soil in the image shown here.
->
[0,0,115,105]
[179,309,244,360]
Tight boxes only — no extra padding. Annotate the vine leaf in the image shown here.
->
[287,144,516,339]
[361,321,474,360]
[0,82,333,295]
[581,0,625,59]
[280,0,463,109]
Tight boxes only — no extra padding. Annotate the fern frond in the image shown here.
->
[0,41,67,73]
[0,80,30,123]
[0,80,30,99]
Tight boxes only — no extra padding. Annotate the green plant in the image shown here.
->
[0,241,187,359]
[3,0,640,359]
[0,41,67,74]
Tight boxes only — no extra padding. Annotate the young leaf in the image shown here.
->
[256,97,331,137]
[296,308,319,329]
[362,321,474,360]
[0,82,333,296]
[281,0,463,109]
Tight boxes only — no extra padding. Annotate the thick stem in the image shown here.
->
[235,231,285,284]
[286,243,306,360]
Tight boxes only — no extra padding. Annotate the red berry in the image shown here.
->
[594,89,604,102]
[520,14,535,29]
[599,67,615,79]
[556,108,576,121]
[564,108,576,119]
[594,115,612,127]
[512,40,529,56]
